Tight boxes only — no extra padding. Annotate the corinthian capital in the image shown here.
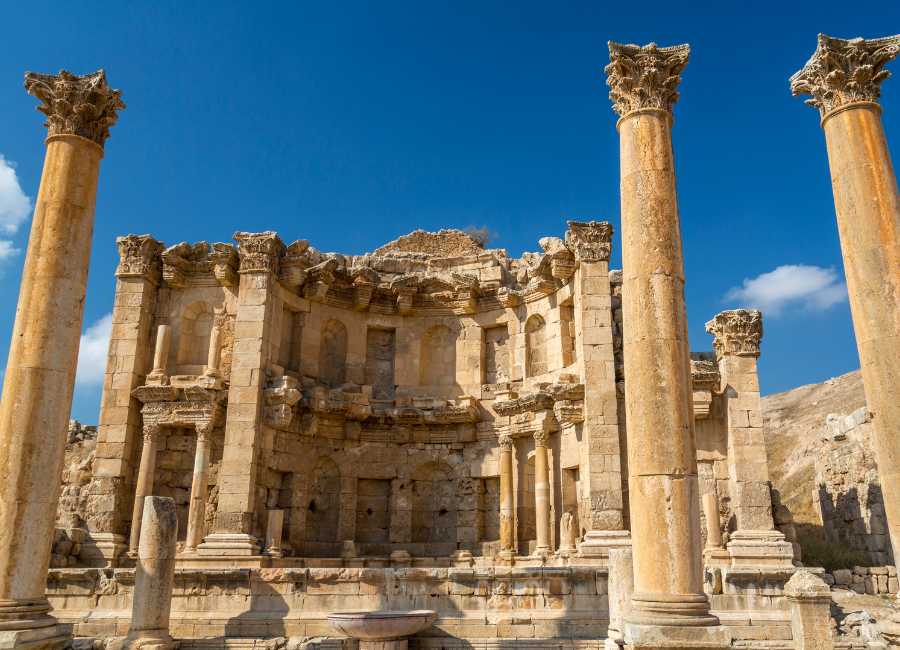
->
[565,220,613,263]
[24,69,125,147]
[605,41,690,118]
[705,309,763,359]
[116,234,163,282]
[791,34,900,118]
[234,231,285,275]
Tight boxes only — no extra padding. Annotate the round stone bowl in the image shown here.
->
[327,610,437,641]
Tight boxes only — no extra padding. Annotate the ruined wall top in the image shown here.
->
[605,41,690,118]
[374,229,485,258]
[791,34,900,118]
[24,69,125,147]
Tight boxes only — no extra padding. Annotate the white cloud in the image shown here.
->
[0,154,32,235]
[0,240,19,261]
[75,313,113,386]
[724,264,847,316]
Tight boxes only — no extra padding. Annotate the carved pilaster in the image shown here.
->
[116,235,163,283]
[24,69,125,147]
[791,34,900,118]
[605,41,690,118]
[705,309,763,359]
[234,231,285,275]
[565,220,613,263]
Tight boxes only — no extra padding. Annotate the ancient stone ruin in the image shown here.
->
[0,31,898,650]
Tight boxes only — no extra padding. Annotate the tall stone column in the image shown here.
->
[791,33,900,566]
[606,42,724,643]
[533,430,551,555]
[0,70,122,647]
[128,424,161,555]
[705,310,794,567]
[184,424,212,552]
[82,236,162,567]
[200,232,284,556]
[498,434,516,558]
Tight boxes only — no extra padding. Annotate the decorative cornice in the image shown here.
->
[115,234,162,282]
[24,69,124,147]
[234,231,285,275]
[565,221,613,263]
[790,34,900,118]
[705,309,763,359]
[605,41,690,118]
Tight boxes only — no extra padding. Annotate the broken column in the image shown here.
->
[0,69,122,647]
[606,41,726,644]
[129,424,161,556]
[533,430,551,555]
[184,424,213,552]
[784,570,834,650]
[791,33,900,566]
[606,546,635,650]
[705,310,794,567]
[126,496,178,650]
[498,434,515,558]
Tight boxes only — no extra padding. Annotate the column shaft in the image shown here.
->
[184,429,211,551]
[533,433,551,553]
[0,135,102,632]
[129,428,160,554]
[498,436,515,555]
[822,104,900,563]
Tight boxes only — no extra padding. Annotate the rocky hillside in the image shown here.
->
[763,369,867,525]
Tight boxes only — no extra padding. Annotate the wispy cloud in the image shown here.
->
[0,154,32,264]
[75,313,113,386]
[725,264,847,316]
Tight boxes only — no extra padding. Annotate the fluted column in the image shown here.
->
[0,69,122,644]
[129,424,161,555]
[184,425,212,552]
[533,430,551,555]
[605,42,717,630]
[791,33,900,567]
[498,434,516,557]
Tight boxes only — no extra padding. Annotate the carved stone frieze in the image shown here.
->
[24,69,125,146]
[115,235,162,282]
[565,221,614,263]
[605,42,690,118]
[133,383,226,431]
[209,243,239,287]
[263,375,302,429]
[279,240,311,287]
[705,309,763,359]
[234,231,285,275]
[791,34,900,117]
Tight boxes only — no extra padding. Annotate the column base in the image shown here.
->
[727,529,795,569]
[624,622,732,650]
[80,532,128,567]
[359,641,407,650]
[579,530,631,558]
[0,625,68,650]
[197,532,260,556]
[628,592,718,628]
[121,631,176,650]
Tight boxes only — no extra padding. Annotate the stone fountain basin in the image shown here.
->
[327,610,437,641]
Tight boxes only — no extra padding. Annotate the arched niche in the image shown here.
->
[177,301,214,369]
[525,314,547,377]
[419,324,457,387]
[319,319,348,387]
[410,461,457,547]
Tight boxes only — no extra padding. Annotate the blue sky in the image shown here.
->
[1,2,898,422]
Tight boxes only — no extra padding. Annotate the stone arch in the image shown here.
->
[419,324,457,387]
[525,314,547,377]
[410,461,457,548]
[177,301,213,367]
[304,456,341,548]
[319,319,348,387]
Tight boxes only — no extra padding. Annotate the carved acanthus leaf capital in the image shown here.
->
[498,434,514,451]
[605,41,690,118]
[234,231,285,275]
[24,69,124,147]
[565,220,613,263]
[791,34,900,117]
[705,309,763,359]
[116,235,162,282]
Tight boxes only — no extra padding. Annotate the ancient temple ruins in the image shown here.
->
[1,31,899,650]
